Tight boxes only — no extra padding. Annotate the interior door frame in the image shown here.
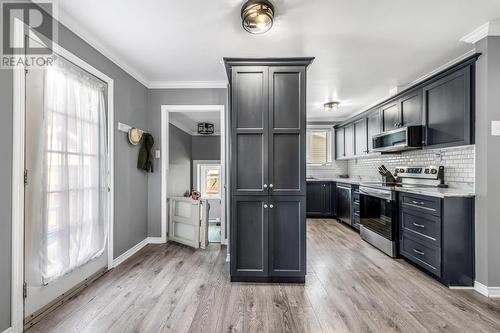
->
[160,105,228,246]
[11,25,115,332]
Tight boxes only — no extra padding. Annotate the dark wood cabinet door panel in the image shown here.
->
[400,232,441,277]
[269,67,306,196]
[231,196,268,276]
[270,69,302,129]
[306,182,323,215]
[231,66,269,196]
[232,67,267,129]
[367,110,381,153]
[400,89,423,127]
[271,134,302,194]
[354,118,368,156]
[382,101,400,132]
[233,134,267,195]
[424,67,471,148]
[335,127,345,159]
[269,196,306,276]
[344,124,354,158]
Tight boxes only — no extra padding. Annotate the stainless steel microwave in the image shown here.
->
[372,126,423,153]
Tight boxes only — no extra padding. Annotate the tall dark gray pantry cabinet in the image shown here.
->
[224,58,314,283]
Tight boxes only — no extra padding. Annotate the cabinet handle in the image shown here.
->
[411,200,425,205]
[269,184,274,188]
[264,204,268,209]
[269,204,274,209]
[263,184,268,188]
[413,248,425,255]
[413,222,425,228]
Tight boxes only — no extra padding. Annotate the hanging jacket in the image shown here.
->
[137,133,154,172]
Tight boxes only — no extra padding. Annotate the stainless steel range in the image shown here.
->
[358,165,445,257]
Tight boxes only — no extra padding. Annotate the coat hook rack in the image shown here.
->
[117,122,146,134]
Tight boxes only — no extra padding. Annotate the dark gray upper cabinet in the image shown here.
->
[423,66,472,148]
[400,89,423,127]
[231,66,268,196]
[344,124,354,158]
[269,67,306,196]
[354,118,368,156]
[367,110,381,153]
[231,196,268,277]
[381,100,400,132]
[335,127,345,159]
[268,196,306,276]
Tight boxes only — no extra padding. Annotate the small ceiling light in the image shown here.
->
[241,0,274,34]
[324,101,340,112]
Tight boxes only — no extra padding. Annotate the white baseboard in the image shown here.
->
[474,281,500,298]
[449,286,474,290]
[2,327,12,333]
[112,238,149,268]
[147,237,166,244]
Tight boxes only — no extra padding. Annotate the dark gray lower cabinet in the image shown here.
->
[269,197,306,277]
[399,192,474,286]
[231,196,267,277]
[230,196,306,282]
[306,182,333,217]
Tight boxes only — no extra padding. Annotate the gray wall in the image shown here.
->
[192,136,221,161]
[147,88,228,237]
[475,36,500,287]
[0,68,13,331]
[168,124,192,196]
[0,20,149,330]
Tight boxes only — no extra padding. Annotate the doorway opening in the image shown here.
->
[161,105,228,251]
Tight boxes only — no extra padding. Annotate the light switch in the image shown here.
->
[492,121,500,136]
[155,149,161,159]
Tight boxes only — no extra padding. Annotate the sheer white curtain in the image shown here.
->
[30,56,109,284]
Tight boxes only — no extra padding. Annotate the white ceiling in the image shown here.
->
[169,111,221,135]
[58,0,500,121]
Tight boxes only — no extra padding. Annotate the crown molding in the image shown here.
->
[461,20,500,44]
[148,81,228,89]
[55,8,150,87]
[51,8,229,90]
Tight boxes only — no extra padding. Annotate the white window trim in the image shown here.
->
[11,25,114,333]
[194,161,222,200]
[306,125,334,166]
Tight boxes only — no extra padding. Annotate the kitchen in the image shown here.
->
[306,54,476,287]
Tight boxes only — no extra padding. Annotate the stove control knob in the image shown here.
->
[425,169,430,174]
[431,169,438,174]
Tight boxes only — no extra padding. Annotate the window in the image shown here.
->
[307,128,332,165]
[32,56,109,283]
[199,164,222,199]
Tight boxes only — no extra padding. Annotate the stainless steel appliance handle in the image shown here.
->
[359,186,393,200]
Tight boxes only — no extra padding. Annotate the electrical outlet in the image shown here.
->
[492,121,500,136]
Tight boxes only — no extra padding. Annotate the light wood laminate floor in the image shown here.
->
[28,219,500,333]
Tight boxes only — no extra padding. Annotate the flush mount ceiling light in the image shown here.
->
[324,101,340,112]
[241,0,274,34]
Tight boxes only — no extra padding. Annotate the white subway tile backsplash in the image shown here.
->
[347,145,475,186]
[307,160,348,178]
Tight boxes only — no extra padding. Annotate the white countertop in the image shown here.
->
[306,177,475,198]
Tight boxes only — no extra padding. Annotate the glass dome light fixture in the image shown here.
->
[324,101,340,112]
[241,0,274,34]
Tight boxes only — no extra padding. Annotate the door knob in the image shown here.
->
[264,204,268,209]
[269,204,274,209]
[269,184,274,188]
[263,184,268,188]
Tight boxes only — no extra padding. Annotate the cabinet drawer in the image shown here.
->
[401,193,441,216]
[400,233,441,276]
[401,209,441,245]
